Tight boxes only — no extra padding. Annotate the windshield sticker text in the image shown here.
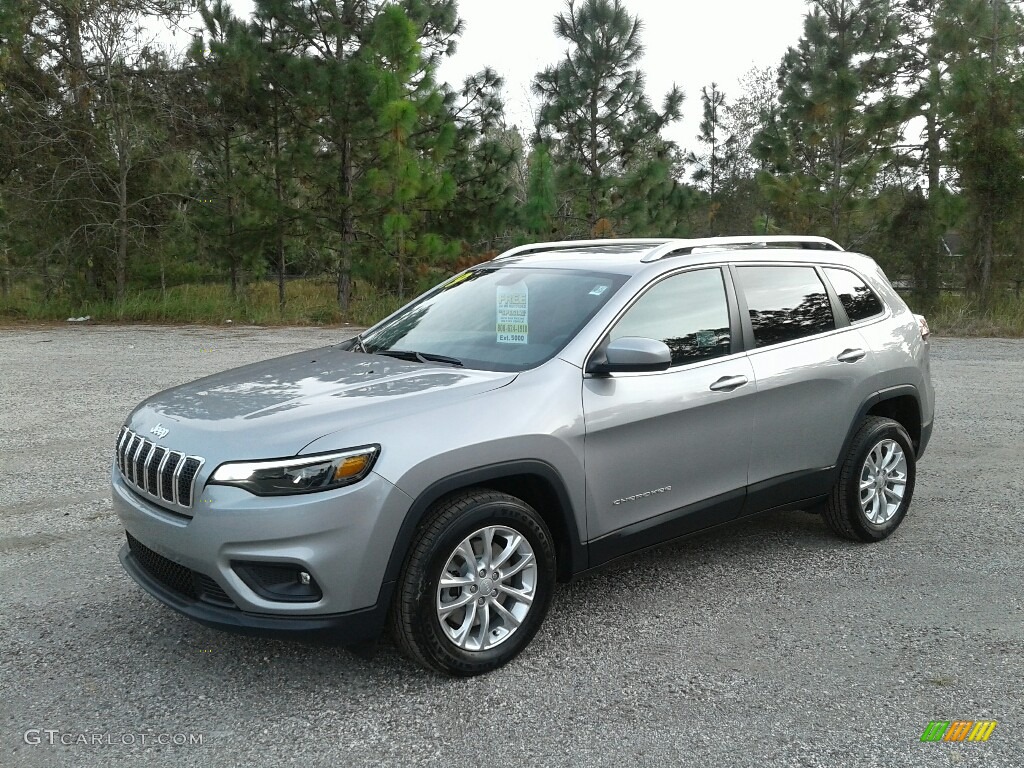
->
[496,284,529,345]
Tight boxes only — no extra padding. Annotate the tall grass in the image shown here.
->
[0,279,405,328]
[905,292,1024,338]
[3,280,1023,337]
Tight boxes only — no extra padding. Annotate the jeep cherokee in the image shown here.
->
[112,235,934,675]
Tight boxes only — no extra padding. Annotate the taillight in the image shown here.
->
[914,314,930,341]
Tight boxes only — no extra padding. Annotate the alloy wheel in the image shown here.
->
[859,438,908,524]
[435,526,537,651]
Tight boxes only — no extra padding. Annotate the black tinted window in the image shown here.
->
[739,266,835,348]
[611,269,731,366]
[824,268,884,322]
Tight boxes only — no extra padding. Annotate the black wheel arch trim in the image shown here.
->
[838,385,925,467]
[380,460,587,590]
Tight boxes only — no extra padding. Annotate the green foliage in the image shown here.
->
[522,144,557,237]
[755,0,906,242]
[434,70,521,251]
[1,0,1022,333]
[688,85,739,197]
[533,0,684,234]
[936,0,1024,302]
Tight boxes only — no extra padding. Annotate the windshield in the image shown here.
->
[360,267,629,372]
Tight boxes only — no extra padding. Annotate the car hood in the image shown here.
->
[126,346,517,459]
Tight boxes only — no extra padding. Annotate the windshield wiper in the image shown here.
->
[376,349,464,367]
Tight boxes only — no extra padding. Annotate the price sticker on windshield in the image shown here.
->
[496,284,529,344]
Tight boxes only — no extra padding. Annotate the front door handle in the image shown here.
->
[837,348,867,363]
[709,375,749,393]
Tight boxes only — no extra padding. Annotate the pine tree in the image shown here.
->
[522,144,557,238]
[191,0,257,298]
[689,85,737,198]
[687,84,739,234]
[937,0,1024,302]
[363,5,457,298]
[435,69,521,254]
[755,0,906,244]
[532,0,683,234]
[247,0,461,308]
[882,0,958,304]
[228,3,314,312]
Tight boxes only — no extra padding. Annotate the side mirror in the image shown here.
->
[588,336,672,375]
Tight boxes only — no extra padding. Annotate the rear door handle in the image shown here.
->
[709,375,749,393]
[837,348,867,363]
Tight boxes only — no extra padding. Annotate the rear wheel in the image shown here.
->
[389,489,556,676]
[824,416,916,542]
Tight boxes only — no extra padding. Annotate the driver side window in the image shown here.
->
[610,268,732,367]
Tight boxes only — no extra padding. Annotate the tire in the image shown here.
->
[389,488,557,676]
[824,416,916,542]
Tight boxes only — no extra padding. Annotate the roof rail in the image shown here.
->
[640,235,843,262]
[490,235,844,264]
[493,238,673,261]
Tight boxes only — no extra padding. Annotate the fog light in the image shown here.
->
[232,562,322,603]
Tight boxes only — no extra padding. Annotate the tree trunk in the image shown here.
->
[1,248,9,299]
[225,126,239,298]
[830,133,843,240]
[273,102,285,313]
[337,133,354,312]
[923,60,943,305]
[335,5,355,313]
[116,151,129,302]
[977,0,999,306]
[589,94,599,231]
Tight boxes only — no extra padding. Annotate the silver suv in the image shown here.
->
[112,236,934,675]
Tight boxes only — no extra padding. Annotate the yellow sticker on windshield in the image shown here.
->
[496,284,529,344]
[442,272,473,290]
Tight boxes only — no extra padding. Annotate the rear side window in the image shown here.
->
[738,266,836,348]
[610,268,731,366]
[824,268,884,322]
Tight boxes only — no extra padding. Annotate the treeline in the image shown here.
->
[2,0,1024,316]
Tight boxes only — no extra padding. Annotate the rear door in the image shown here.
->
[733,264,874,504]
[583,267,756,550]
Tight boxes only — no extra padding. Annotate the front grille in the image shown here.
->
[177,458,202,506]
[146,447,166,495]
[126,533,237,609]
[126,532,196,599]
[115,427,204,509]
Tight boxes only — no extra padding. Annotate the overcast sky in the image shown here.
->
[437,0,810,149]
[161,0,811,152]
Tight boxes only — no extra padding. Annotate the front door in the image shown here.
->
[583,267,756,550]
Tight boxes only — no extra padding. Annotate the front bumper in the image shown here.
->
[112,463,413,644]
[118,543,388,644]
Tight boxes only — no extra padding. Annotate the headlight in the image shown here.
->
[209,446,379,496]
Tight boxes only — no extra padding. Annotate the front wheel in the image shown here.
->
[824,416,917,542]
[389,489,556,676]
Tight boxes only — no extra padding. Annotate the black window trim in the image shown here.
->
[584,264,743,375]
[730,262,848,353]
[820,265,887,326]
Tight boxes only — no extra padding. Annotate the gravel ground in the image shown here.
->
[0,325,1021,768]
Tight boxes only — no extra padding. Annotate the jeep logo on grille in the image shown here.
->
[150,423,170,439]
